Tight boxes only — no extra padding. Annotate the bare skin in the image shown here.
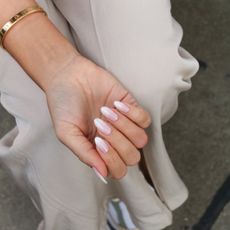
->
[0,0,152,179]
[45,54,151,179]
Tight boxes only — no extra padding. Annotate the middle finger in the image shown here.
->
[100,106,148,149]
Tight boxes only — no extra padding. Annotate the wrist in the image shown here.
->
[2,7,81,92]
[0,0,36,28]
[42,50,82,93]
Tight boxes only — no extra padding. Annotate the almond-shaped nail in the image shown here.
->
[94,118,111,135]
[100,106,118,121]
[92,167,108,184]
[95,136,109,154]
[114,101,130,113]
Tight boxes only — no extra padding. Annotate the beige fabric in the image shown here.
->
[0,0,199,229]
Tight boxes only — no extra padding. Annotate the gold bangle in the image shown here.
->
[0,4,47,49]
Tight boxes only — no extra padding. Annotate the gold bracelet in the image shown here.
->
[0,4,47,49]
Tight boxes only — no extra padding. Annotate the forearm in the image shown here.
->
[0,0,80,91]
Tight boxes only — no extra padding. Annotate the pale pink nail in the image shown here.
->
[100,106,118,121]
[94,118,111,135]
[114,101,130,113]
[95,136,109,154]
[92,167,108,184]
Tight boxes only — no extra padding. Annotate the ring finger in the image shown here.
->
[94,118,141,166]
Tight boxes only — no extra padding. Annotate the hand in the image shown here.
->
[45,54,152,180]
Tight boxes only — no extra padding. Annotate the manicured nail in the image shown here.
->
[92,167,108,184]
[114,101,130,113]
[95,136,109,154]
[94,118,111,135]
[100,106,118,121]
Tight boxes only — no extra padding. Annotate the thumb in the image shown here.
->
[55,122,108,178]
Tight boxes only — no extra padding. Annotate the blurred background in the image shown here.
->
[0,0,229,229]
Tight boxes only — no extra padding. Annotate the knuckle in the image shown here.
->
[106,153,118,166]
[136,131,148,148]
[136,108,152,128]
[142,112,152,128]
[121,144,134,157]
[113,166,127,180]
[135,108,145,122]
[78,155,89,166]
[126,149,141,166]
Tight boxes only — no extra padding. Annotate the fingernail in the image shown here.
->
[100,106,118,121]
[94,118,111,135]
[92,167,108,184]
[95,136,109,154]
[114,101,130,113]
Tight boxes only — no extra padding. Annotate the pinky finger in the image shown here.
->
[94,136,127,180]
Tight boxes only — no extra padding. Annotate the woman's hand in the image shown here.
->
[0,1,151,180]
[44,54,152,180]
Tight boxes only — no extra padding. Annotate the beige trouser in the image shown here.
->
[0,0,199,229]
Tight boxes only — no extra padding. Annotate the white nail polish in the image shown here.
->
[92,167,108,184]
[94,118,112,135]
[100,106,118,121]
[114,101,130,113]
[95,136,109,153]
